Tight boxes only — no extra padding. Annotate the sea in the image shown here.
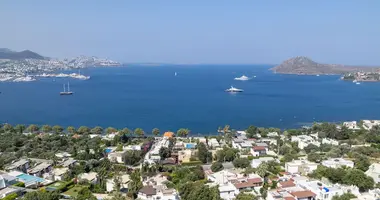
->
[1,64,380,135]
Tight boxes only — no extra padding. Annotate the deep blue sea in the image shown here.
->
[1,64,380,134]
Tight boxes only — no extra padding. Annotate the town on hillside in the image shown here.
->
[1,121,380,200]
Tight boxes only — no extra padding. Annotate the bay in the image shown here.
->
[0,64,380,134]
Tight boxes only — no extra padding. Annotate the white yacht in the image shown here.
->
[225,86,243,92]
[234,75,249,81]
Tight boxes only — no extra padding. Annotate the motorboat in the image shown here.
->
[234,75,249,81]
[225,86,243,92]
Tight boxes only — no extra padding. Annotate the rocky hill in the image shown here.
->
[270,56,379,75]
[0,49,45,60]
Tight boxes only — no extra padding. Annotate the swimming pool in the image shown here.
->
[105,148,113,154]
[17,173,45,183]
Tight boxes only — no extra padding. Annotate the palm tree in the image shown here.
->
[105,127,117,134]
[41,125,52,133]
[77,126,90,134]
[91,126,104,135]
[152,128,160,136]
[27,124,39,133]
[52,125,64,134]
[177,128,190,137]
[66,126,76,134]
[2,124,13,132]
[134,128,144,137]
[121,127,131,135]
[14,124,26,134]
[223,125,230,133]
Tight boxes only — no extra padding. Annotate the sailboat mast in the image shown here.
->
[63,84,66,92]
[67,82,70,92]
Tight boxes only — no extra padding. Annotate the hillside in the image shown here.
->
[270,56,379,75]
[0,49,45,60]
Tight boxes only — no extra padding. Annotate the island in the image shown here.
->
[270,56,380,76]
[0,48,121,82]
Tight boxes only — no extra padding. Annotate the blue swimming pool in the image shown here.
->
[105,148,113,154]
[17,174,45,183]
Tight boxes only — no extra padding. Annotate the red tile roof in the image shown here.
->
[284,197,296,200]
[290,191,316,198]
[253,146,266,151]
[279,180,296,188]
[233,178,263,189]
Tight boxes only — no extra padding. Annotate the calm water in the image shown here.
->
[1,65,380,134]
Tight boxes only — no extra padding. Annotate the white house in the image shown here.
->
[322,138,339,146]
[298,180,360,200]
[366,163,380,183]
[78,172,98,184]
[322,158,354,169]
[285,160,318,174]
[291,135,320,149]
[343,121,360,130]
[108,150,127,164]
[52,168,69,181]
[106,174,130,192]
[363,120,380,130]
[251,157,276,168]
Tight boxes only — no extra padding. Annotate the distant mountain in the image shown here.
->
[270,56,379,75]
[0,49,45,60]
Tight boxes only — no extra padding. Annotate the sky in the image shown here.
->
[0,1,379,65]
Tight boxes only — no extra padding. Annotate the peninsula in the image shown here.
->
[270,56,380,75]
[0,48,121,82]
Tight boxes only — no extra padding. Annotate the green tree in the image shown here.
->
[197,142,211,163]
[246,125,258,138]
[256,162,269,177]
[354,155,371,171]
[66,126,76,134]
[152,128,160,136]
[233,158,250,168]
[332,193,357,200]
[134,128,144,136]
[26,124,39,133]
[41,125,52,133]
[52,125,63,134]
[307,152,322,162]
[304,144,319,154]
[75,187,97,200]
[77,126,90,134]
[2,124,13,132]
[177,128,190,137]
[128,169,143,198]
[14,124,26,133]
[211,162,224,172]
[106,127,117,134]
[343,169,374,192]
[22,191,60,200]
[159,147,171,160]
[91,126,103,135]
[235,193,258,200]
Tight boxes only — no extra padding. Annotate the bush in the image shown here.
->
[13,182,25,187]
[181,161,202,166]
[211,162,224,172]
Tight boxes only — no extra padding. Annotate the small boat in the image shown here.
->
[234,75,249,81]
[60,82,73,95]
[175,72,177,76]
[356,82,360,85]
[225,86,243,92]
[316,74,320,77]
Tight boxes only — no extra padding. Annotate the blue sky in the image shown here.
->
[0,1,379,65]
